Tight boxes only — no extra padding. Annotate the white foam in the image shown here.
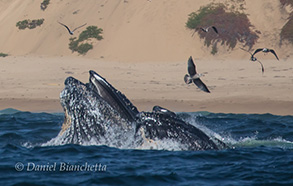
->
[233,136,293,149]
[182,114,229,146]
[21,141,35,148]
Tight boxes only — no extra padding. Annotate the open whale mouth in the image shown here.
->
[88,70,139,121]
[58,70,140,144]
[57,70,227,150]
[60,70,139,123]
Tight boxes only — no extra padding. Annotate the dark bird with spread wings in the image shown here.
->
[58,21,87,35]
[192,26,218,37]
[200,26,218,34]
[184,56,210,93]
[252,48,279,60]
[240,48,264,74]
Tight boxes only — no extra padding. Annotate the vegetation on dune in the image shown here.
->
[0,53,8,57]
[40,0,50,11]
[16,19,44,30]
[280,0,293,44]
[280,0,293,7]
[78,26,104,42]
[280,13,293,44]
[77,43,93,55]
[69,38,79,52]
[186,3,259,55]
[69,26,103,55]
[16,20,29,30]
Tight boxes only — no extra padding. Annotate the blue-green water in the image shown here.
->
[0,109,292,186]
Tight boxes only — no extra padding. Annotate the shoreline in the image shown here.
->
[0,56,292,116]
[1,98,292,116]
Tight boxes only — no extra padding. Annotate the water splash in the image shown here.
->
[232,136,293,149]
[37,111,293,151]
[41,129,188,151]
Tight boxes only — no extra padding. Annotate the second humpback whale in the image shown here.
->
[48,70,226,151]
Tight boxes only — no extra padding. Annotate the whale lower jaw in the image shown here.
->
[89,70,139,121]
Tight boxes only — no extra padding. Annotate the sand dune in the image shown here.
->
[0,0,292,115]
[0,0,292,61]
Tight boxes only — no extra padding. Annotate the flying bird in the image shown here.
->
[192,26,218,37]
[240,48,264,74]
[200,26,218,34]
[58,21,87,35]
[184,56,210,93]
[252,48,279,60]
[250,55,264,74]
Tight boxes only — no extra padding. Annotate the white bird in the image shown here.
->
[58,21,87,35]
[184,56,210,93]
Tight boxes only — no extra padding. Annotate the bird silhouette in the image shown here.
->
[240,48,264,74]
[192,26,218,37]
[252,48,279,60]
[200,26,218,34]
[58,21,87,35]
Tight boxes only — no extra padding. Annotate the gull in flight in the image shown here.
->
[200,26,218,34]
[192,26,218,36]
[184,56,210,93]
[252,48,279,60]
[240,48,264,74]
[58,21,87,35]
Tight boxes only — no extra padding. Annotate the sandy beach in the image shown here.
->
[0,56,292,115]
[0,0,292,115]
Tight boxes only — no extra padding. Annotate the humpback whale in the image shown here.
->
[53,70,226,151]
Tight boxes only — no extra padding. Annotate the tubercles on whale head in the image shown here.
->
[64,76,85,86]
[54,70,226,150]
[59,108,71,136]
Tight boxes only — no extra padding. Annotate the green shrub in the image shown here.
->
[280,13,293,44]
[78,26,103,42]
[41,0,50,11]
[16,20,29,30]
[77,43,93,55]
[16,19,44,30]
[280,0,293,44]
[69,37,79,52]
[28,19,44,29]
[186,3,259,53]
[186,4,220,30]
[36,19,44,26]
[280,0,293,7]
[68,26,103,55]
[0,53,8,57]
[42,0,50,6]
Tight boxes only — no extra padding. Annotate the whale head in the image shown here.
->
[50,70,226,150]
[58,71,139,146]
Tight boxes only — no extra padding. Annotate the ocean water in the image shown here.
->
[0,108,292,186]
